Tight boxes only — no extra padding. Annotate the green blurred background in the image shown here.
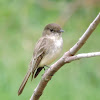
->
[0,0,100,100]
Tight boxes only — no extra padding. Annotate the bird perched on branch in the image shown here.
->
[18,23,64,95]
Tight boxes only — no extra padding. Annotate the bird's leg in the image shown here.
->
[41,65,49,77]
[43,67,45,71]
[44,65,51,72]
[41,65,52,77]
[44,65,49,68]
[44,65,53,76]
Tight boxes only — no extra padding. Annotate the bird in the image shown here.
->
[18,23,64,95]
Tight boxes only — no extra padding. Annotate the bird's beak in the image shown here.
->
[60,30,64,33]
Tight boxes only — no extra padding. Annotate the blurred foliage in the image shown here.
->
[0,0,100,100]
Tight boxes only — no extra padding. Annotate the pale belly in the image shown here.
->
[39,37,63,67]
[39,47,62,67]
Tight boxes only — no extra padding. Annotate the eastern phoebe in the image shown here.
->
[18,23,64,95]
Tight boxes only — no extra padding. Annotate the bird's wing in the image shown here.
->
[18,37,48,95]
[31,37,48,79]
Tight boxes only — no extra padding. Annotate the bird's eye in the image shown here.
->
[50,29,53,32]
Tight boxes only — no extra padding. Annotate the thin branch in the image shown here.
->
[30,12,100,100]
[65,12,100,56]
[65,52,100,62]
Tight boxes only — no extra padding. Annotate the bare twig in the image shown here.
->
[65,52,100,62]
[67,12,100,56]
[30,13,100,100]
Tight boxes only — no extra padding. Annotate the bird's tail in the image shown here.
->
[18,68,31,96]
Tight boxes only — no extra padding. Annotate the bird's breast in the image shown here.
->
[39,36,63,67]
